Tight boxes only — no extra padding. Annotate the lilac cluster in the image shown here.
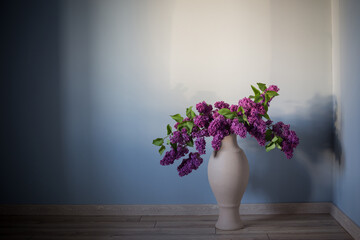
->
[177,152,203,176]
[196,101,213,115]
[272,121,299,159]
[230,119,247,138]
[260,85,280,106]
[195,137,206,155]
[214,101,230,109]
[208,115,230,150]
[157,84,299,177]
[160,145,189,166]
[238,97,267,146]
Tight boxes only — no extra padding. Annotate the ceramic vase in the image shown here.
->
[208,134,250,230]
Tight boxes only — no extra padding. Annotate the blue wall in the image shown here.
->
[333,0,360,227]
[0,0,337,207]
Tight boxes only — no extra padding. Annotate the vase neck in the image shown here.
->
[220,134,240,151]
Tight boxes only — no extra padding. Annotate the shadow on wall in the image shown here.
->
[243,94,337,203]
[333,98,344,169]
[0,0,68,203]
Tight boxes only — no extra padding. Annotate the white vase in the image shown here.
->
[208,134,250,230]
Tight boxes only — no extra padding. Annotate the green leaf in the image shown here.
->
[276,142,282,150]
[249,95,255,99]
[153,138,164,146]
[218,108,231,115]
[254,95,263,103]
[257,83,267,91]
[265,93,270,104]
[177,122,184,131]
[263,113,270,120]
[238,106,245,114]
[184,121,194,133]
[242,114,249,125]
[170,114,184,123]
[186,139,194,147]
[264,104,268,112]
[170,142,177,151]
[159,145,166,155]
[266,91,279,98]
[186,106,196,119]
[167,124,172,135]
[272,136,279,142]
[265,129,273,141]
[251,85,260,96]
[166,139,170,145]
[266,142,276,152]
[218,108,236,119]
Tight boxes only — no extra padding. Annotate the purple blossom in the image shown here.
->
[195,137,206,155]
[212,132,226,151]
[214,101,230,109]
[194,115,210,128]
[177,153,203,176]
[266,85,280,92]
[230,119,247,138]
[157,83,299,176]
[196,101,213,115]
[272,121,299,159]
[160,145,189,166]
[230,104,238,112]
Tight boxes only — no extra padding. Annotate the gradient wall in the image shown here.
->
[332,0,360,227]
[1,0,334,205]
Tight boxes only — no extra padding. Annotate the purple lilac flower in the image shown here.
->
[195,137,206,155]
[177,152,203,176]
[212,132,226,151]
[230,104,238,112]
[230,119,247,138]
[159,84,298,176]
[196,101,213,115]
[272,121,299,159]
[266,85,280,92]
[214,101,230,109]
[160,145,189,166]
[238,97,255,110]
[170,131,183,144]
[194,115,210,128]
[192,129,209,138]
[260,85,280,106]
[181,128,191,142]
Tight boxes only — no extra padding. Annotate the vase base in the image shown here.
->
[215,221,244,231]
[215,206,244,230]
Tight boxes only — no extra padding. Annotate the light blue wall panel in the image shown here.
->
[0,0,334,205]
[333,0,360,227]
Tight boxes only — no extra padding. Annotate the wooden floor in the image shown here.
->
[0,214,354,240]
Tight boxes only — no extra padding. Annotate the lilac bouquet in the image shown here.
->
[153,83,299,177]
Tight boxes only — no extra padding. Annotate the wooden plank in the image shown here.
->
[0,227,215,236]
[216,225,346,234]
[155,220,216,228]
[27,234,269,240]
[0,203,331,216]
[141,215,218,222]
[268,232,353,240]
[331,205,360,240]
[112,233,269,240]
[0,212,356,240]
[2,221,156,229]
[0,215,141,223]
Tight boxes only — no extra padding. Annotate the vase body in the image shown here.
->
[208,134,249,230]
